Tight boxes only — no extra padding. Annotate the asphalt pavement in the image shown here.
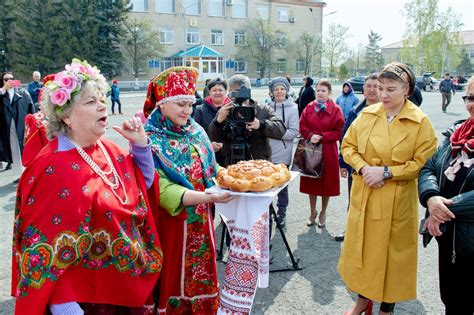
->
[0,85,466,314]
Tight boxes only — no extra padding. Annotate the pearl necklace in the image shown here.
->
[72,139,129,205]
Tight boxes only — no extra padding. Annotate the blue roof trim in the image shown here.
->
[170,45,225,58]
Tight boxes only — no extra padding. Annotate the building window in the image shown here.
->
[276,32,288,47]
[130,0,148,11]
[234,60,247,73]
[469,50,474,58]
[296,60,305,72]
[232,0,247,18]
[160,58,173,71]
[183,0,201,15]
[159,27,174,44]
[202,58,221,73]
[211,30,224,45]
[277,7,289,22]
[277,59,287,73]
[256,4,269,20]
[157,0,175,13]
[234,30,245,46]
[186,28,200,44]
[208,0,224,17]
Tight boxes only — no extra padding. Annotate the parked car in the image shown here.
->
[430,77,440,91]
[415,76,426,90]
[347,76,365,93]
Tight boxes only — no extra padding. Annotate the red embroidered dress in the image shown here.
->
[22,112,48,167]
[156,149,219,314]
[11,138,163,315]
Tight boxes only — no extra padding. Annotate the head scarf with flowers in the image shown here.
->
[144,67,217,189]
[44,59,106,113]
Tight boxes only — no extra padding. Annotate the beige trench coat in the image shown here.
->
[337,101,437,303]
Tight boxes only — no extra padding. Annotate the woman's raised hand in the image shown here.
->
[112,117,147,146]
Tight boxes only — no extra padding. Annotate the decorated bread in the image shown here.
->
[216,160,291,192]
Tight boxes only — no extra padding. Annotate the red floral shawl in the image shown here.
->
[11,138,162,315]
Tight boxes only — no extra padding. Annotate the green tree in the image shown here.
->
[10,0,74,77]
[293,32,319,76]
[323,23,349,78]
[92,0,130,79]
[0,0,17,71]
[122,17,164,79]
[337,64,349,81]
[236,18,285,79]
[456,47,472,76]
[401,0,439,73]
[364,30,383,73]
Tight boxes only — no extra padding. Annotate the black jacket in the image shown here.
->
[296,79,315,117]
[194,99,218,134]
[0,88,35,163]
[418,120,474,256]
[408,86,423,106]
[208,100,286,166]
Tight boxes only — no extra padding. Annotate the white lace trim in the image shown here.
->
[156,95,196,106]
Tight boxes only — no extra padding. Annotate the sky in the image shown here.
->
[322,0,473,48]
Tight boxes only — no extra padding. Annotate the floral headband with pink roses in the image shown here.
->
[45,58,106,113]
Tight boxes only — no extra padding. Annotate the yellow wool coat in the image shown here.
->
[337,101,437,303]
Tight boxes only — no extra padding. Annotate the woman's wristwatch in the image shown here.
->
[383,166,393,180]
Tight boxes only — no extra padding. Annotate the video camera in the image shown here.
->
[228,86,255,123]
[223,85,256,162]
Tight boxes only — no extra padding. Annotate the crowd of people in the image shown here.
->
[2,58,473,314]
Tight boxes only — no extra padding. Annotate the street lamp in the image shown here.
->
[309,8,336,78]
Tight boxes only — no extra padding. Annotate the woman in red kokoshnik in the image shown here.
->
[11,59,162,315]
[143,67,233,314]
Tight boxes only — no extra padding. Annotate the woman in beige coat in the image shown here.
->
[338,63,437,314]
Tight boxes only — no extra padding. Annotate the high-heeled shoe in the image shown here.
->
[343,300,373,315]
[317,212,326,229]
[307,212,317,227]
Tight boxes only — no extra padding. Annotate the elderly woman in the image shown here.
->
[299,80,345,228]
[143,67,232,314]
[11,59,162,315]
[194,77,230,166]
[418,77,474,314]
[268,77,299,227]
[338,62,437,314]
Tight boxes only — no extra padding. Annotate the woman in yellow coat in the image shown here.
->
[337,63,437,314]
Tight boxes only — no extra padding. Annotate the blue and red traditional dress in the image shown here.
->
[145,108,220,314]
[11,136,163,315]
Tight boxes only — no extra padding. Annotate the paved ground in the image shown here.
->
[0,85,466,314]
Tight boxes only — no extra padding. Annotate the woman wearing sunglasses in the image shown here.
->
[418,77,474,314]
[0,72,35,179]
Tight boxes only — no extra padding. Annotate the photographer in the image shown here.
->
[208,74,286,166]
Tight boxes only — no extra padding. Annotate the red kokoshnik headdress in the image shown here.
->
[143,66,198,117]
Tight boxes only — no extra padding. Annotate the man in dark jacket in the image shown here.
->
[296,76,316,116]
[208,74,286,166]
[27,71,42,111]
[439,73,456,112]
[0,72,35,180]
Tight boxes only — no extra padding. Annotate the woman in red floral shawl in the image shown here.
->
[11,59,162,315]
[144,67,233,314]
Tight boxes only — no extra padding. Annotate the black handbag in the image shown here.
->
[291,139,323,178]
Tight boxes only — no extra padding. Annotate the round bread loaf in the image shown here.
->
[216,160,291,192]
